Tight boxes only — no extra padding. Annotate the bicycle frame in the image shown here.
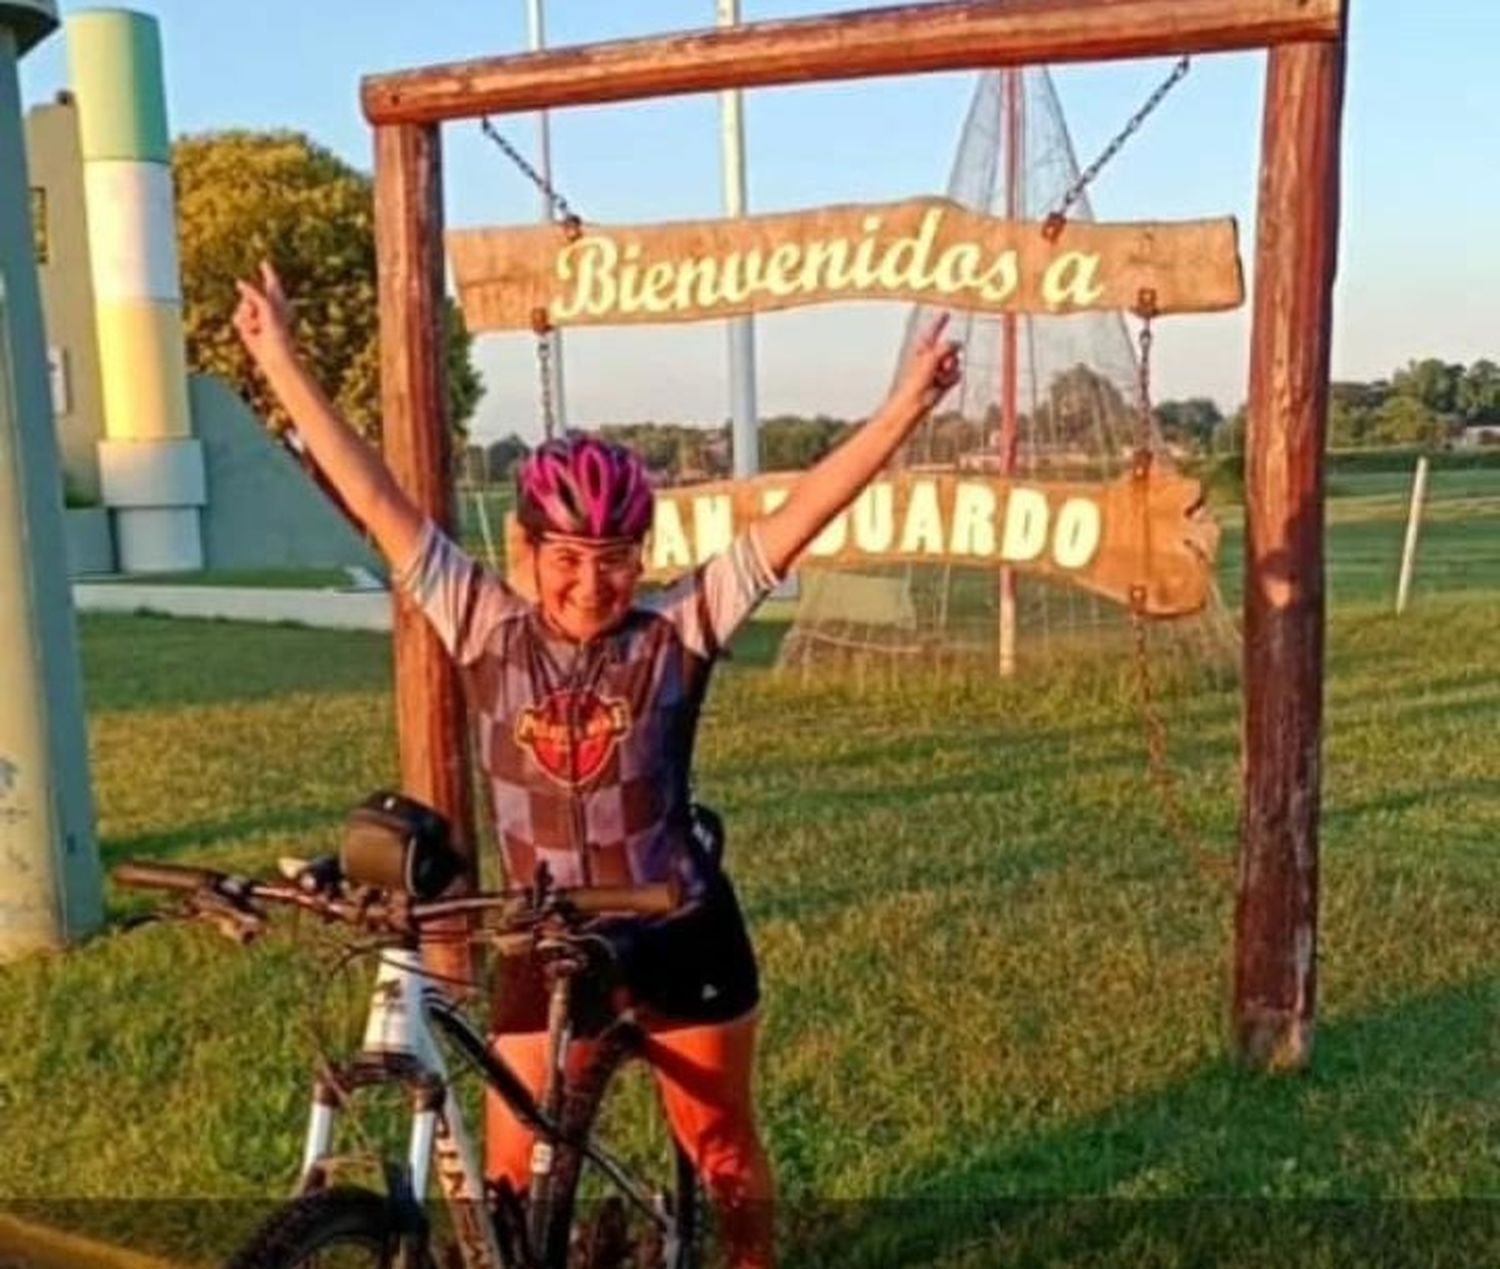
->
[295,945,683,1269]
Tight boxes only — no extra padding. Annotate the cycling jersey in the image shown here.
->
[394,522,779,897]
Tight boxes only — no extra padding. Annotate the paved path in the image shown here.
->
[73,583,392,632]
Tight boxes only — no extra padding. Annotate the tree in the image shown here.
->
[1154,397,1224,451]
[483,433,528,483]
[174,130,484,447]
[1365,394,1446,446]
[1390,358,1462,417]
[1458,359,1500,426]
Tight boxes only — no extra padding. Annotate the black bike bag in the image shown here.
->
[341,790,463,900]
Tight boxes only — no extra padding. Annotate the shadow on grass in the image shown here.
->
[98,802,349,869]
[782,977,1500,1267]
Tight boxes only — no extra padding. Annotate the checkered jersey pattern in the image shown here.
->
[395,523,778,895]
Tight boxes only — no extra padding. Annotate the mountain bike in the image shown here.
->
[115,793,704,1269]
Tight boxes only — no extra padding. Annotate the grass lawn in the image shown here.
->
[1,477,1497,1264]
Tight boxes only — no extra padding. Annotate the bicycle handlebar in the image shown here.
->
[115,861,226,894]
[112,859,681,931]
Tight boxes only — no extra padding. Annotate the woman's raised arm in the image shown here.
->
[754,315,962,579]
[233,261,424,569]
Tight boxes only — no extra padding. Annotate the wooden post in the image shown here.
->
[374,123,477,892]
[1394,455,1429,615]
[1234,29,1348,1070]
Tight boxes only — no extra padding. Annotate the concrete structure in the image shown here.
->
[23,11,377,578]
[67,8,203,572]
[0,0,104,959]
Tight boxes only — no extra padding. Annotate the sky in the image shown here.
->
[18,1,1500,444]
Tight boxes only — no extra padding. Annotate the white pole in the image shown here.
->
[527,0,567,433]
[717,0,759,477]
[473,488,499,571]
[1394,454,1430,616]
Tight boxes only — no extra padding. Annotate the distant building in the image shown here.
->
[1457,424,1500,449]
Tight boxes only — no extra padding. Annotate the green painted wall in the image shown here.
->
[64,8,168,162]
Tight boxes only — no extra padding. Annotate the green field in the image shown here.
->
[1,464,1497,1265]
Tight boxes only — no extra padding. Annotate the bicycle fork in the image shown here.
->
[297,948,509,1269]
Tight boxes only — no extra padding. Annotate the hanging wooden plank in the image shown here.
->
[504,468,1220,618]
[374,122,477,896]
[1234,32,1348,1072]
[450,202,1243,329]
[362,0,1344,125]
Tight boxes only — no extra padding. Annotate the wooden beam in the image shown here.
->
[1234,30,1348,1071]
[374,123,477,891]
[362,0,1343,125]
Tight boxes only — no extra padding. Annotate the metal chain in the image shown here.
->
[479,116,581,229]
[1045,56,1191,239]
[479,116,587,442]
[1126,293,1232,884]
[536,324,558,442]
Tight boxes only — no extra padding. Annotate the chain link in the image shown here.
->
[1126,294,1232,884]
[480,116,587,441]
[1045,56,1191,240]
[536,325,558,442]
[479,116,580,230]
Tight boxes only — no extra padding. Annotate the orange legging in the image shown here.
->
[487,1010,775,1269]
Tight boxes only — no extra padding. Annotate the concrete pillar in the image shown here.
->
[68,8,204,572]
[0,0,104,958]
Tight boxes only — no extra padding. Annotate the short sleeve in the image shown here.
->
[391,520,528,665]
[642,525,781,659]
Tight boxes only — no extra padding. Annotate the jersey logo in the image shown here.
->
[514,689,632,787]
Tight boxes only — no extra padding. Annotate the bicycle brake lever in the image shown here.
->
[188,890,267,945]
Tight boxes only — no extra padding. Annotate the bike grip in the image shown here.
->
[113,861,222,893]
[566,881,681,917]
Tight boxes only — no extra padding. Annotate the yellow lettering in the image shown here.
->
[691,494,734,562]
[931,243,984,295]
[898,480,945,555]
[808,511,849,557]
[763,242,805,297]
[649,499,693,571]
[876,208,942,292]
[1041,251,1105,310]
[552,236,618,321]
[639,261,677,314]
[849,215,883,288]
[977,250,1020,302]
[1051,498,1102,569]
[759,487,790,515]
[670,257,719,310]
[949,482,997,556]
[851,482,895,553]
[616,243,646,315]
[800,239,852,292]
[999,487,1048,562]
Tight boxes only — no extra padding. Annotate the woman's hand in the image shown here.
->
[890,312,963,415]
[233,260,296,367]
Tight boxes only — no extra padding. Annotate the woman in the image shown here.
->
[233,262,960,1268]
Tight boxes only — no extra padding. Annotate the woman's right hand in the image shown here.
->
[233,260,296,367]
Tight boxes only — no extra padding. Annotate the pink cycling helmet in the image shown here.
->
[516,431,654,542]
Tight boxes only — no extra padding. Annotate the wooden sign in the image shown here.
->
[505,468,1219,618]
[450,198,1244,330]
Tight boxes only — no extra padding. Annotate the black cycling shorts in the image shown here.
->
[489,869,760,1036]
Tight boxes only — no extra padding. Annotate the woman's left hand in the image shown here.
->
[892,312,963,414]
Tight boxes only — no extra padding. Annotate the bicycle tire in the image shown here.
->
[539,1025,702,1269]
[227,1185,431,1269]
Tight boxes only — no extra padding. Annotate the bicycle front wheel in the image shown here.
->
[538,1025,702,1269]
[228,1186,431,1269]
